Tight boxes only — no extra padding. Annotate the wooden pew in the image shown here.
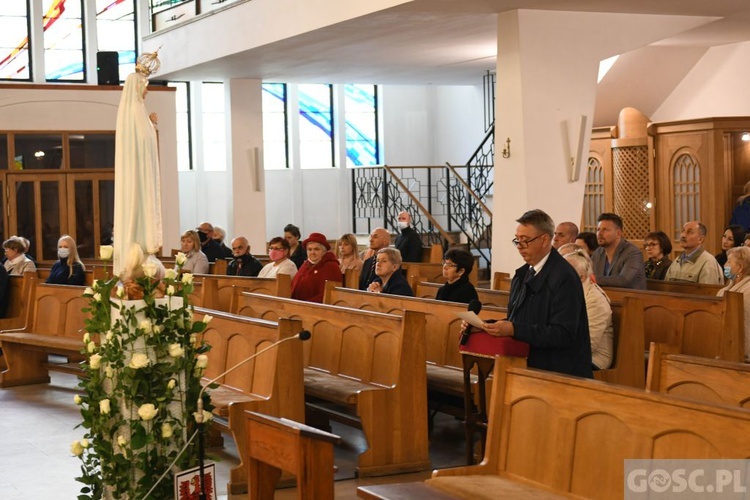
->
[359,356,750,499]
[0,282,89,387]
[198,273,291,312]
[195,308,305,494]
[232,290,431,477]
[405,263,478,292]
[646,278,724,296]
[0,272,37,330]
[604,287,744,362]
[491,271,511,291]
[647,342,750,408]
[323,283,507,417]
[421,243,443,263]
[416,282,510,309]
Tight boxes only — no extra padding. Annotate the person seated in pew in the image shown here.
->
[258,237,298,279]
[46,235,86,286]
[665,221,724,284]
[553,221,578,249]
[359,227,391,290]
[435,249,477,304]
[291,232,342,303]
[284,223,306,269]
[643,230,672,280]
[564,250,613,370]
[3,236,36,276]
[336,233,363,274]
[212,225,234,260]
[591,212,646,289]
[226,236,263,277]
[367,247,413,297]
[179,230,209,274]
[0,265,7,318]
[716,225,745,268]
[574,231,598,257]
[717,246,750,362]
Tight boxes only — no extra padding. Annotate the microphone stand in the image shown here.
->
[194,329,311,500]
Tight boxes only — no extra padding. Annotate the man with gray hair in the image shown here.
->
[665,220,723,283]
[468,209,593,378]
[553,221,578,249]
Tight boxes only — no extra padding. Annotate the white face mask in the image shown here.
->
[397,221,409,230]
[58,248,70,259]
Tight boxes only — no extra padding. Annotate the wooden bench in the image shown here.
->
[195,307,305,494]
[647,278,725,296]
[232,290,431,477]
[647,341,750,407]
[421,243,443,263]
[0,272,37,331]
[491,271,512,291]
[359,356,750,499]
[0,282,89,387]
[405,263,478,293]
[604,287,744,362]
[197,273,291,312]
[416,281,510,309]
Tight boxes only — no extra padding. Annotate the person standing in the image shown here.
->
[394,211,423,263]
[591,213,646,289]
[464,209,593,378]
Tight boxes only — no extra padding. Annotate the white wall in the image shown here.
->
[0,85,179,257]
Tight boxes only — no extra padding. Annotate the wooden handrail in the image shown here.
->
[444,162,492,217]
[382,164,456,246]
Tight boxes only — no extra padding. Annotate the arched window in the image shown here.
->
[582,156,604,232]
[672,153,701,239]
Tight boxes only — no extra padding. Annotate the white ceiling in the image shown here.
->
[154,0,750,125]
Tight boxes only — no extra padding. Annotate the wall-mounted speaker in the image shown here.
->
[97,51,119,85]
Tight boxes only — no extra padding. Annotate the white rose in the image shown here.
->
[81,439,90,448]
[168,343,184,358]
[99,399,111,414]
[92,293,102,302]
[195,354,208,369]
[165,268,178,280]
[117,435,127,447]
[202,314,213,325]
[189,333,197,346]
[87,342,96,353]
[105,330,113,341]
[83,287,94,296]
[93,279,102,289]
[104,364,114,378]
[139,320,153,334]
[74,395,82,405]
[138,403,158,421]
[181,273,194,285]
[129,353,150,369]
[161,422,173,438]
[142,262,157,278]
[89,354,101,369]
[167,379,176,390]
[193,410,213,423]
[83,332,90,344]
[70,440,84,456]
[116,286,125,299]
[99,245,114,260]
[175,252,187,266]
[152,325,163,335]
[166,285,175,296]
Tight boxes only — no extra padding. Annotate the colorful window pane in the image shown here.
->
[345,84,378,166]
[0,0,30,80]
[96,0,136,79]
[262,83,288,170]
[299,84,333,169]
[43,0,85,81]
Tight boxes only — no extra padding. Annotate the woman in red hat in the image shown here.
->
[290,232,343,302]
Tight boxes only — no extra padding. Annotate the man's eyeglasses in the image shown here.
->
[442,261,458,268]
[511,234,544,248]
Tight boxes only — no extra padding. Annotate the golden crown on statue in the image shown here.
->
[135,51,161,77]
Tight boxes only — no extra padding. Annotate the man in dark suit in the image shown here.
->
[476,209,593,378]
[591,212,647,289]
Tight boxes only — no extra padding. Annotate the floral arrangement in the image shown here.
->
[72,253,214,499]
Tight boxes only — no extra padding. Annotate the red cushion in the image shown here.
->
[459,330,529,359]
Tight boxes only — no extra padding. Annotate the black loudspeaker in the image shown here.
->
[97,51,119,85]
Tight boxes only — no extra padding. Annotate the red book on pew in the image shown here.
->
[459,330,529,359]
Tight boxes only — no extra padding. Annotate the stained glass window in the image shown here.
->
[262,83,288,170]
[96,0,136,80]
[299,84,333,169]
[0,0,30,80]
[43,0,85,81]
[345,84,378,166]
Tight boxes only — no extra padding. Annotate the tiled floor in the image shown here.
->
[0,372,466,499]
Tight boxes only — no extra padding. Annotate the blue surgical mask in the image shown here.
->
[724,264,736,280]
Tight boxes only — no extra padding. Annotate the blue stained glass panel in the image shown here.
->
[299,83,333,168]
[262,83,288,169]
[43,0,85,81]
[345,84,378,167]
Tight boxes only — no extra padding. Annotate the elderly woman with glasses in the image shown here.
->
[366,247,413,297]
[435,249,478,304]
[643,231,672,280]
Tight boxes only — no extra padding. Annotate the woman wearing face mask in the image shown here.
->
[717,246,750,361]
[258,237,298,279]
[46,235,86,285]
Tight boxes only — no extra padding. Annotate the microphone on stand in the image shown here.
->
[460,299,482,346]
[194,329,312,500]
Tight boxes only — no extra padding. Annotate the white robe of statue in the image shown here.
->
[113,71,163,276]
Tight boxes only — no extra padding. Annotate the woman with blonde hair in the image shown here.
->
[336,233,363,274]
[180,230,209,274]
[717,246,750,361]
[46,235,86,285]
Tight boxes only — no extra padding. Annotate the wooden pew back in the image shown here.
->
[28,282,89,340]
[604,287,744,361]
[0,272,35,329]
[416,282,510,309]
[646,279,724,295]
[429,359,750,499]
[405,263,478,293]
[198,274,291,312]
[647,342,750,408]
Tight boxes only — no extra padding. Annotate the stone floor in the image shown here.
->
[0,371,468,499]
